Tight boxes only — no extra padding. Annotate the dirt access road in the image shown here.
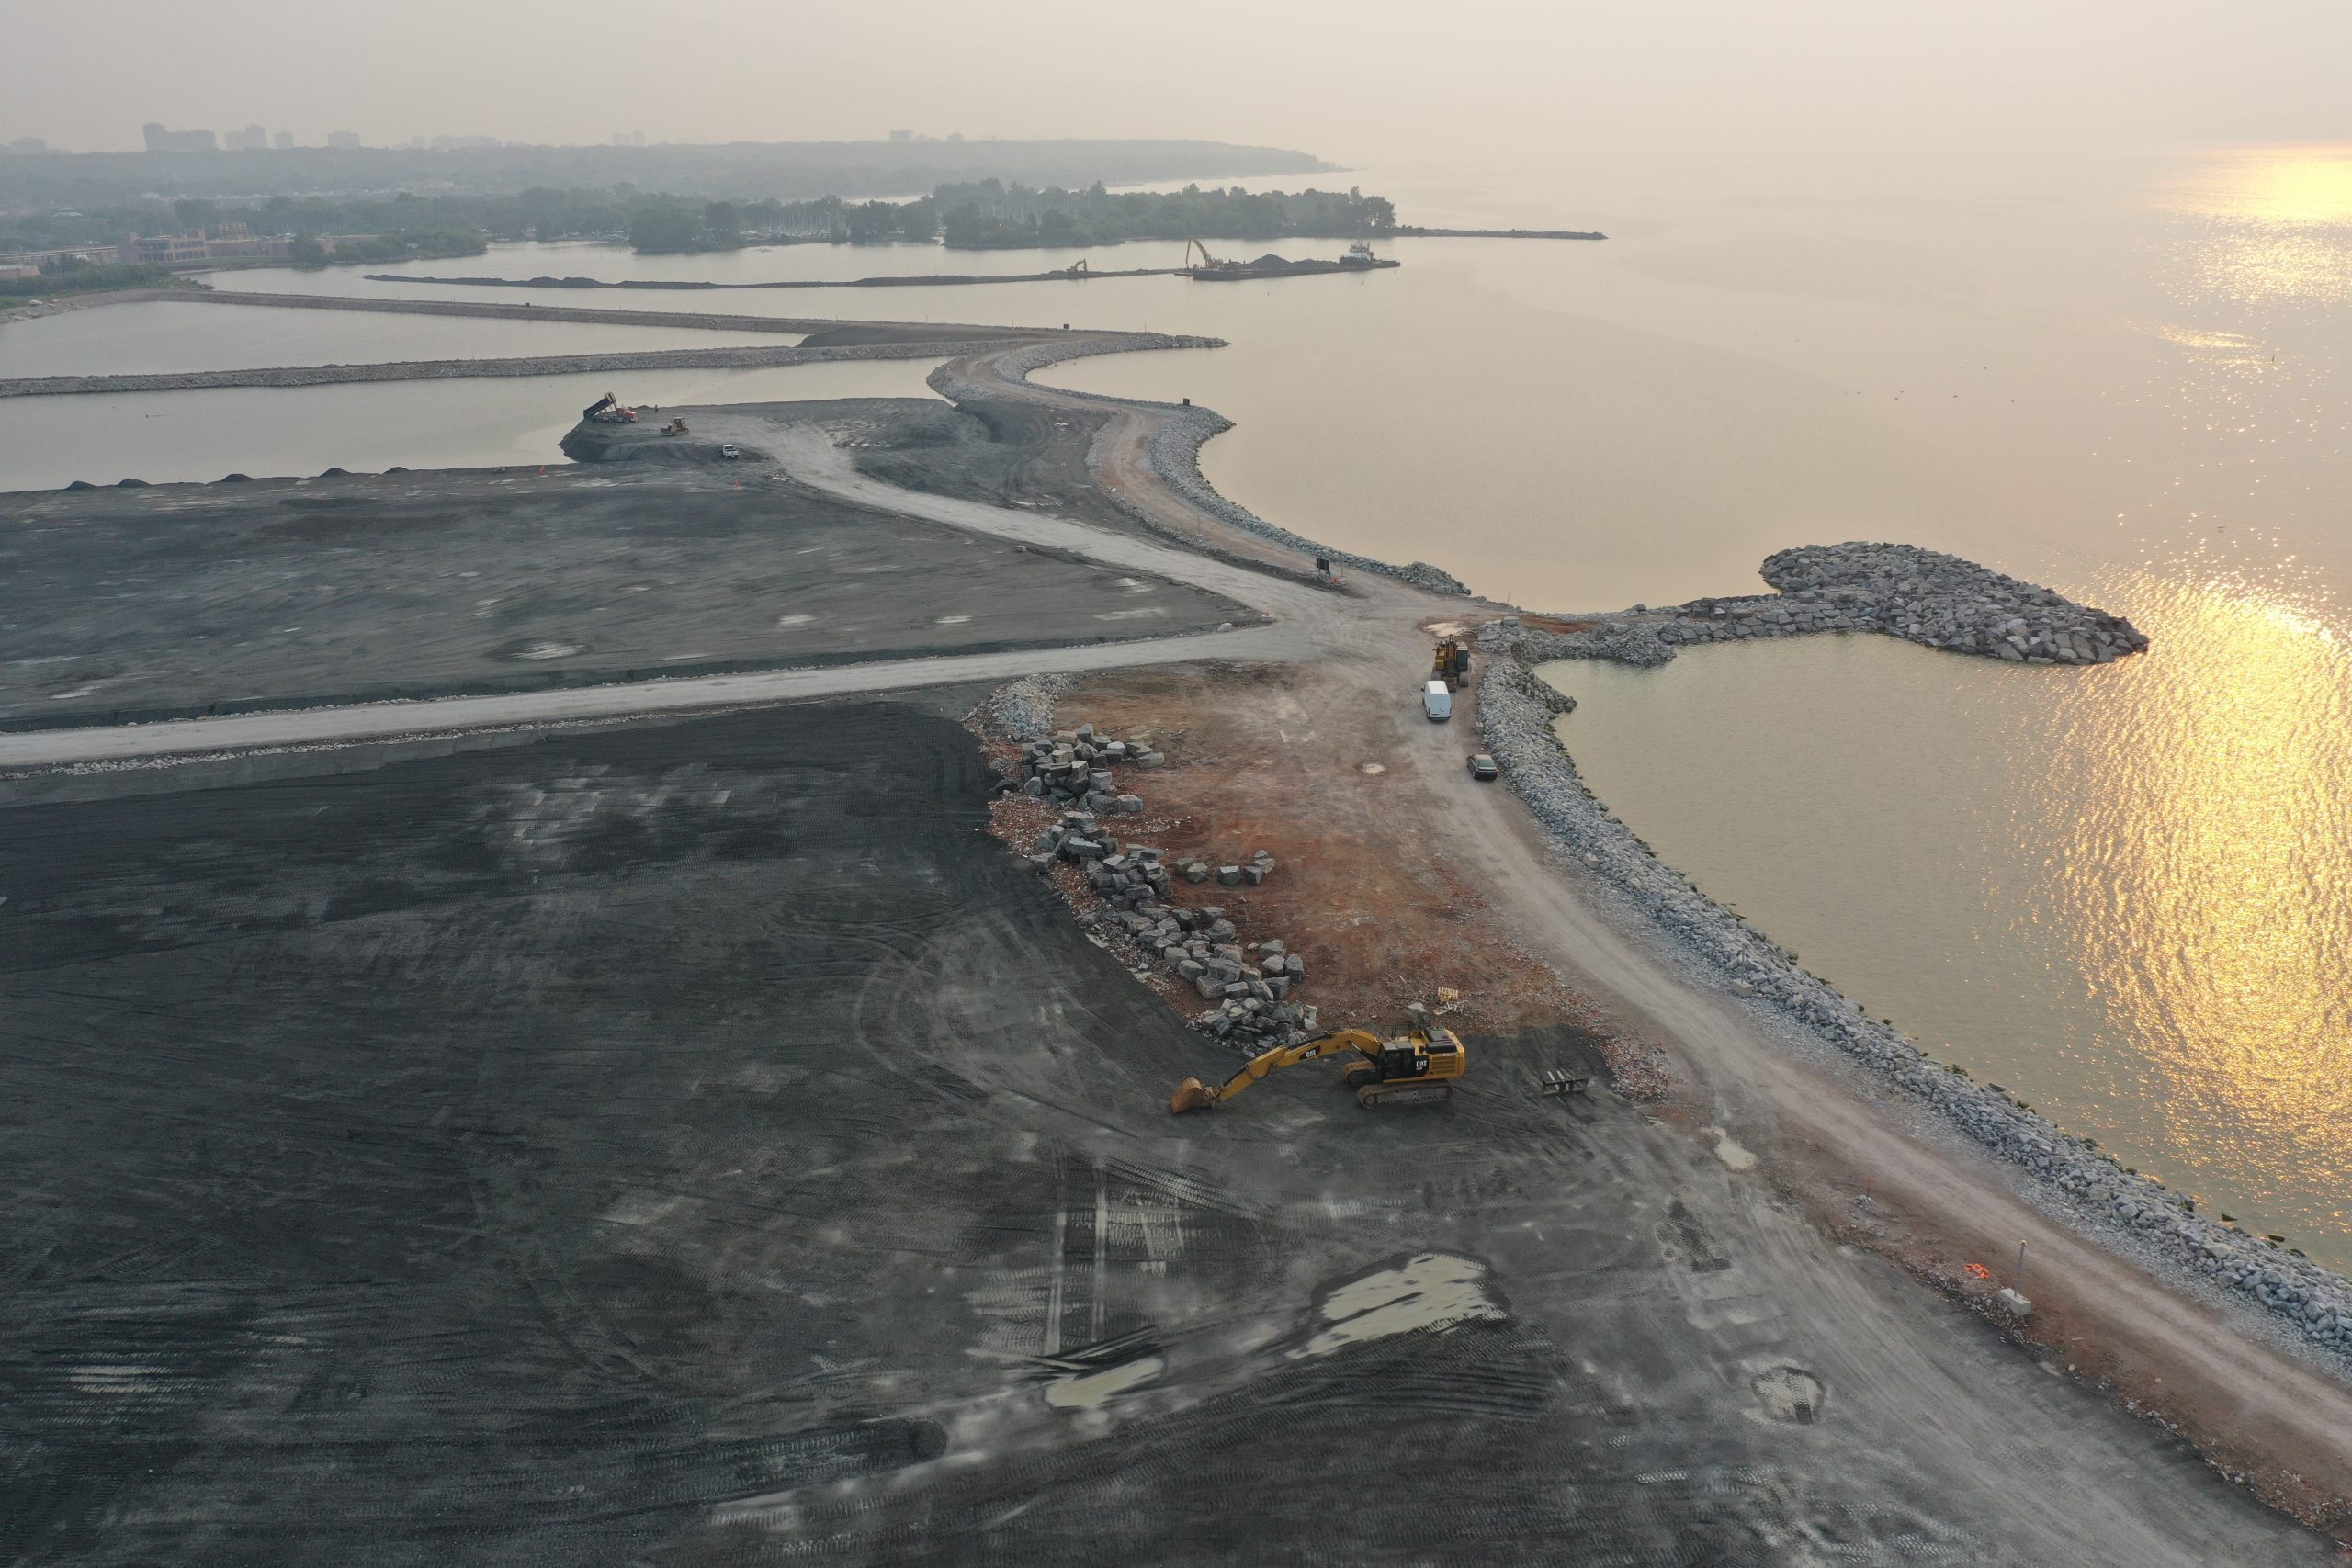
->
[742,342,2352,1545]
[9,337,2352,1551]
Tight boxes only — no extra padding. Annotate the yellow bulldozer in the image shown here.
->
[1170,1027,1467,1114]
[662,416,689,436]
[1432,638,1471,689]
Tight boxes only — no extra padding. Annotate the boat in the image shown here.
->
[1180,239,1400,282]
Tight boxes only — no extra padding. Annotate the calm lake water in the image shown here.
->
[4,149,2347,1264]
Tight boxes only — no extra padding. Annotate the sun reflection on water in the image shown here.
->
[1553,563,2352,1264]
[2048,570,2352,1226]
[2169,146,2352,226]
[2165,146,2352,305]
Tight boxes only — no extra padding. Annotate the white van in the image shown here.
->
[1423,680,1453,721]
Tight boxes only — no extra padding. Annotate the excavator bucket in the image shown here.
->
[1169,1077,1217,1114]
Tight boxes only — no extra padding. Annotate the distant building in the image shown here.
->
[0,264,40,279]
[203,235,290,260]
[272,131,294,150]
[612,131,646,147]
[326,130,361,150]
[888,129,913,142]
[223,124,267,152]
[5,137,48,155]
[142,122,218,152]
[136,234,212,265]
[5,244,123,267]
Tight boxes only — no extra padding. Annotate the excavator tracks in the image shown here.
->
[1357,1081,1453,1110]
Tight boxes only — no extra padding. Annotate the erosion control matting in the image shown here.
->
[0,702,2330,1565]
[0,458,1245,728]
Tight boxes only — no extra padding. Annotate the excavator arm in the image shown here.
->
[1170,1031,1382,1114]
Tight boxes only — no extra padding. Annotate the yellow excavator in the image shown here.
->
[1170,1027,1468,1114]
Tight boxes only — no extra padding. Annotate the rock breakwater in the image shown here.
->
[1483,542,2148,670]
[1476,654,2350,1359]
[0,339,1006,400]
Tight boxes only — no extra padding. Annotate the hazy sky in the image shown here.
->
[5,0,2345,164]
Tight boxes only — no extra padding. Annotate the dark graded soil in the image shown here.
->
[0,701,2325,1565]
[0,443,1244,729]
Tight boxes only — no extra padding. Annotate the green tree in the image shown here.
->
[629,201,707,254]
[287,232,327,265]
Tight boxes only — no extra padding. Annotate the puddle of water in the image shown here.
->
[1291,1252,1506,1359]
[1043,1355,1164,1410]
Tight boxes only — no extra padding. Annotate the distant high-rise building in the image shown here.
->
[888,129,912,142]
[613,131,645,146]
[223,124,267,152]
[326,130,361,149]
[272,131,294,150]
[142,122,219,152]
[5,137,48,155]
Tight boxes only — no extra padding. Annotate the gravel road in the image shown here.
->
[8,333,2352,1554]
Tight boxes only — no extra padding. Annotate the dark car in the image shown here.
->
[1467,752,1498,781]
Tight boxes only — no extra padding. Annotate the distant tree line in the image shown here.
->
[0,139,1331,214]
[2,190,603,259]
[627,183,1397,254]
[627,195,944,253]
[0,259,169,299]
[932,182,1396,249]
[2,182,1400,265]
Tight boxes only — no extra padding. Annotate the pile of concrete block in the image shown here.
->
[1014,720,1314,1053]
[1182,933,1317,1050]
[1016,722,1162,815]
[1028,810,1317,1051]
[1181,848,1277,886]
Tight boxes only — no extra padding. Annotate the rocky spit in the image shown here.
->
[1000,717,1319,1054]
[1483,542,2149,671]
[0,339,1002,400]
[1476,654,2352,1359]
[954,336,1471,596]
